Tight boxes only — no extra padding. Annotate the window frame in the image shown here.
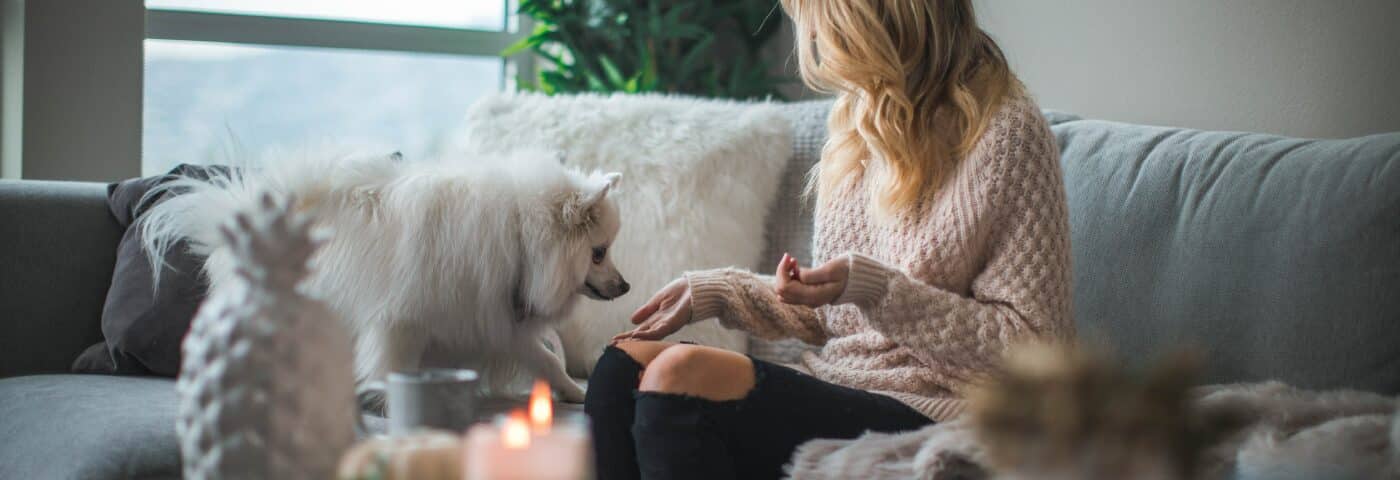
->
[0,1,532,180]
[145,6,530,64]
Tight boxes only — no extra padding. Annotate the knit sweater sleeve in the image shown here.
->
[834,109,1073,375]
[683,268,828,346]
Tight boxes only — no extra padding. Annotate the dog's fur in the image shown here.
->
[142,148,627,401]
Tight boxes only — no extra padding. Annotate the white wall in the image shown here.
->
[973,0,1400,138]
[769,1,1400,139]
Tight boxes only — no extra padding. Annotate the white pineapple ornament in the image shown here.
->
[177,193,356,479]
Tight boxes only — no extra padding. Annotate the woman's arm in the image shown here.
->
[686,267,829,346]
[836,244,1070,375]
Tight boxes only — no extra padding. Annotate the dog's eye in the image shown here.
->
[591,246,607,264]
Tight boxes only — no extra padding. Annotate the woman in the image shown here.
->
[584,1,1072,478]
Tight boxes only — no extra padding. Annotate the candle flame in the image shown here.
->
[529,379,552,433]
[503,412,531,449]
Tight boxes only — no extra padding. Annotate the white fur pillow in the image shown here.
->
[449,92,791,376]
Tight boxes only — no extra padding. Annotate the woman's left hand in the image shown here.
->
[774,253,849,307]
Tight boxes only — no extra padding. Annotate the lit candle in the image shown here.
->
[463,380,591,480]
[529,380,552,435]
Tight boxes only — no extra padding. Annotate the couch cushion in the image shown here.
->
[0,375,179,479]
[0,181,120,378]
[1055,121,1400,392]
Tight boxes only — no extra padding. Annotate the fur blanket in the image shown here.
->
[785,382,1400,480]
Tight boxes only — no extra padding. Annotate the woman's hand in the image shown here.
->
[774,253,849,307]
[613,277,692,343]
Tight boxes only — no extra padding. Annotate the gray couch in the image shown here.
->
[2,104,1397,479]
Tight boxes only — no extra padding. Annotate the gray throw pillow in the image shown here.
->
[71,164,230,376]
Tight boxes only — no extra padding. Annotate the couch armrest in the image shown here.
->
[0,180,119,378]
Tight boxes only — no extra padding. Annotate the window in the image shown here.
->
[146,0,507,31]
[142,1,523,176]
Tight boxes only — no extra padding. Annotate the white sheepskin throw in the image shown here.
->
[448,92,792,376]
[784,382,1400,480]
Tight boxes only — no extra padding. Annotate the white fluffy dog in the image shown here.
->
[142,149,628,401]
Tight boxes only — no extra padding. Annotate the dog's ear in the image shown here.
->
[561,172,621,228]
[583,172,621,206]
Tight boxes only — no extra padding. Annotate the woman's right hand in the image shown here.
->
[613,277,691,343]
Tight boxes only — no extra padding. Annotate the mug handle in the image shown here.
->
[354,380,387,436]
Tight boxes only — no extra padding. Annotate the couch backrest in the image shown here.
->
[1056,120,1400,393]
[748,101,832,362]
[760,100,833,269]
[765,103,1400,393]
[0,180,118,378]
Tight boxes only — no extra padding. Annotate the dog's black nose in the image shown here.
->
[619,282,630,295]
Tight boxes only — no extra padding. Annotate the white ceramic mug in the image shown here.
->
[357,368,480,436]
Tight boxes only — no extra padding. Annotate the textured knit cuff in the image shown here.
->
[834,252,893,308]
[684,269,732,324]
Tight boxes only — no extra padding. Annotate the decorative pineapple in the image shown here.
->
[177,193,357,479]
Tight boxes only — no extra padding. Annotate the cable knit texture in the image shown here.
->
[685,93,1072,421]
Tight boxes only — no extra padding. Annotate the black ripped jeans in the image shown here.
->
[584,345,934,480]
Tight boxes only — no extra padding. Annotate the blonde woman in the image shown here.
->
[584,0,1072,478]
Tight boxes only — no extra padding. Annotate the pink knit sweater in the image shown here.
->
[685,94,1072,421]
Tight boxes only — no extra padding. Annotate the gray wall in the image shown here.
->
[1,0,143,181]
[974,0,1400,138]
[24,0,143,181]
[771,1,1400,139]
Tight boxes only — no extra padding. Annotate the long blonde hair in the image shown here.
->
[781,0,1020,217]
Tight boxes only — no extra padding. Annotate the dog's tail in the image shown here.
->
[139,167,259,287]
[139,145,403,288]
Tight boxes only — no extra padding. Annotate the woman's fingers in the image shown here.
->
[613,324,642,342]
[628,322,666,341]
[777,281,816,305]
[616,306,681,344]
[777,276,846,307]
[612,324,652,344]
[799,259,840,284]
[630,295,663,325]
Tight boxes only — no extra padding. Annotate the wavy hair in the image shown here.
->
[781,0,1020,218]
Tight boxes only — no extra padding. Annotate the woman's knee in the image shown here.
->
[586,341,678,399]
[638,345,755,401]
[611,340,677,367]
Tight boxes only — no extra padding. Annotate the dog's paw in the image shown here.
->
[556,380,587,403]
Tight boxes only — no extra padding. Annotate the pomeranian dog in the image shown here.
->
[141,148,627,401]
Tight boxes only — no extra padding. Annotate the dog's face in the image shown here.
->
[563,172,628,301]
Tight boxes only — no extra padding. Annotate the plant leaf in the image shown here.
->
[598,55,627,88]
[676,33,714,79]
[507,0,789,100]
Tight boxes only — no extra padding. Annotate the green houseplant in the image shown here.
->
[505,0,789,100]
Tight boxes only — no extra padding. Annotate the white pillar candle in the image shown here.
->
[463,381,591,480]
